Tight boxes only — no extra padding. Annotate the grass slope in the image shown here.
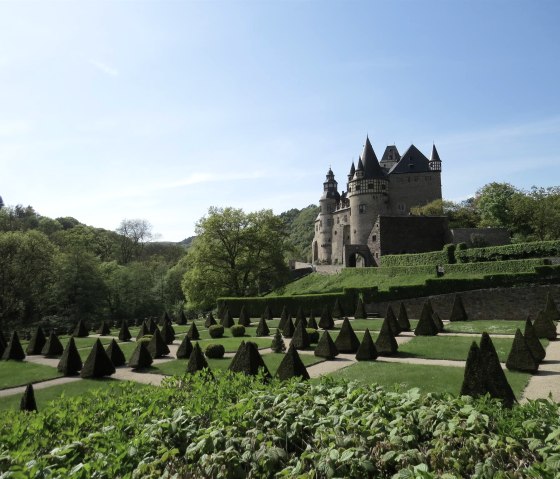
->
[0,362,62,389]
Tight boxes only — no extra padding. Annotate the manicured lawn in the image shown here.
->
[345,319,418,331]
[444,320,524,335]
[0,361,62,389]
[196,337,272,352]
[327,361,531,399]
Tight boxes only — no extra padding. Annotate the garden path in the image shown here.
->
[0,377,81,398]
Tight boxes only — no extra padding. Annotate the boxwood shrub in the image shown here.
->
[230,325,246,337]
[205,344,225,359]
[306,328,319,344]
[208,325,224,338]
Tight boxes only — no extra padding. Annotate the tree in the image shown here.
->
[474,182,520,229]
[182,207,290,310]
[116,219,153,264]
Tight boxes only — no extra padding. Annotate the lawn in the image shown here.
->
[327,361,531,399]
[444,320,524,335]
[0,361,62,389]
[344,319,418,332]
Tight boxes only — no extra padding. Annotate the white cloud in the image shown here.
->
[89,59,119,77]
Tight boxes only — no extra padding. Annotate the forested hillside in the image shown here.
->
[280,204,319,263]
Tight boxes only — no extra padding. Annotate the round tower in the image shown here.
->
[313,168,339,263]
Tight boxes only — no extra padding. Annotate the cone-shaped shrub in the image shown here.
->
[176,310,187,325]
[176,335,194,359]
[229,340,245,371]
[334,318,360,353]
[450,295,468,322]
[73,319,89,337]
[414,303,439,336]
[308,314,318,330]
[2,331,25,360]
[146,318,158,334]
[524,317,546,362]
[186,322,200,340]
[128,341,153,369]
[255,317,270,337]
[355,329,378,361]
[460,342,485,397]
[147,328,170,358]
[385,306,401,336]
[279,306,289,330]
[221,308,234,328]
[506,329,538,373]
[432,312,445,333]
[261,304,273,321]
[318,306,335,330]
[544,291,560,322]
[80,339,115,378]
[228,341,270,378]
[205,312,217,328]
[105,339,126,367]
[354,297,367,319]
[186,342,209,374]
[160,311,172,326]
[332,298,344,319]
[136,322,150,340]
[294,315,308,329]
[134,317,142,327]
[20,384,37,412]
[291,319,310,350]
[282,315,295,338]
[160,320,175,345]
[96,321,111,336]
[41,331,64,357]
[376,319,398,356]
[238,306,251,327]
[57,337,82,375]
[295,306,306,325]
[26,327,47,355]
[397,302,411,331]
[271,329,286,353]
[118,319,132,342]
[533,310,557,340]
[479,332,515,408]
[276,344,310,381]
[314,330,338,359]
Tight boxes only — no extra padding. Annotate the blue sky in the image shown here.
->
[1,0,559,241]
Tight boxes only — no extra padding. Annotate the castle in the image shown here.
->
[312,136,446,267]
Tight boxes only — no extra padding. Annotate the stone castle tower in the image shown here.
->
[312,136,442,266]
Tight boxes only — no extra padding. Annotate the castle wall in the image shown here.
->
[330,208,350,265]
[348,193,388,245]
[386,172,441,215]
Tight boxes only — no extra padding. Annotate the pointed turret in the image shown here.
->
[361,136,386,180]
[347,162,356,182]
[429,143,442,172]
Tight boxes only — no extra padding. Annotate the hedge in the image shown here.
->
[381,249,449,267]
[456,240,560,263]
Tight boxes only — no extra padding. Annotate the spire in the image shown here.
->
[348,162,355,178]
[431,143,441,162]
[361,136,386,180]
[356,156,364,171]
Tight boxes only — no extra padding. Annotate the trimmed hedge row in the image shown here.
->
[456,240,560,263]
[381,249,450,267]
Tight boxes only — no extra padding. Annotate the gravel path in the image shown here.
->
[0,377,81,398]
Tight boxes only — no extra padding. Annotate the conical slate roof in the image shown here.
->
[2,331,26,361]
[20,384,37,412]
[430,144,441,163]
[291,319,310,350]
[397,302,411,331]
[96,321,111,336]
[385,305,401,336]
[26,327,47,355]
[73,319,89,338]
[506,329,538,373]
[118,319,132,341]
[533,310,557,340]
[334,318,360,353]
[282,315,295,338]
[186,343,209,374]
[128,341,153,369]
[276,345,310,381]
[376,319,398,356]
[80,339,115,378]
[176,335,194,359]
[106,339,126,367]
[228,341,270,378]
[314,330,338,359]
[355,329,378,361]
[205,312,217,328]
[186,322,200,340]
[354,298,366,319]
[450,295,468,322]
[479,332,515,408]
[221,308,235,328]
[524,317,546,362]
[41,331,64,357]
[318,306,335,330]
[147,328,170,358]
[57,336,82,375]
[414,303,439,336]
[160,320,175,345]
[348,162,355,177]
[255,317,270,337]
[360,136,386,180]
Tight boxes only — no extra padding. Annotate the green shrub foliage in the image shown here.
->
[231,324,246,337]
[105,339,126,368]
[334,318,360,354]
[291,320,310,350]
[205,312,217,328]
[128,341,153,369]
[332,298,344,319]
[187,322,200,340]
[73,319,89,338]
[544,291,560,322]
[136,322,150,340]
[261,304,273,321]
[176,335,193,359]
[318,306,334,330]
[414,303,439,336]
[238,306,251,327]
[450,295,468,322]
[186,343,209,374]
[306,328,319,344]
[41,331,64,357]
[26,327,46,355]
[271,329,286,353]
[19,384,37,412]
[375,319,398,356]
[354,297,366,319]
[80,339,115,378]
[282,316,295,338]
[456,239,560,263]
[228,341,270,378]
[279,305,289,330]
[208,324,225,338]
[479,332,516,408]
[355,328,378,361]
[96,321,111,336]
[160,320,175,345]
[506,329,538,373]
[524,317,546,362]
[0,332,6,358]
[205,344,225,359]
[307,314,318,330]
[118,320,132,342]
[160,311,172,327]
[1,331,25,361]
[255,317,270,337]
[432,312,445,332]
[314,330,338,359]
[57,337,83,375]
[295,306,306,326]
[146,318,158,334]
[221,308,234,328]
[147,329,170,358]
[460,342,485,398]
[385,305,401,336]
[533,310,557,340]
[397,302,411,331]
[276,344,310,381]
[176,310,187,325]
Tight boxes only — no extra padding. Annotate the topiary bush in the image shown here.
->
[209,325,225,338]
[205,344,225,359]
[231,325,246,337]
[306,328,319,344]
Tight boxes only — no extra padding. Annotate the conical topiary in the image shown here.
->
[238,306,251,327]
[261,304,273,321]
[291,319,310,350]
[96,321,111,336]
[295,306,306,326]
[221,308,234,328]
[314,330,338,359]
[432,312,445,333]
[385,306,401,336]
[73,319,89,337]
[176,335,194,358]
[318,305,335,330]
[533,310,557,340]
[276,344,310,380]
[524,317,546,362]
[279,305,290,330]
[397,302,411,331]
[308,313,318,330]
[228,341,270,378]
[146,318,158,334]
[205,312,217,328]
[414,303,439,336]
[282,315,295,338]
[128,341,153,369]
[255,317,270,337]
[294,314,307,329]
[2,331,25,361]
[136,322,150,340]
[80,339,115,378]
[134,317,142,327]
[105,339,126,367]
[271,329,286,353]
[147,328,170,358]
[41,331,64,357]
[160,320,175,345]
[332,298,344,319]
[26,327,47,355]
[186,342,209,374]
[460,342,485,397]
[450,295,468,322]
[506,329,538,373]
[544,291,560,322]
[186,322,200,340]
[334,318,360,353]
[118,319,132,341]
[160,311,172,326]
[479,332,516,408]
[176,310,187,325]
[57,337,82,375]
[376,318,398,356]
[354,297,367,319]
[20,384,37,412]
[355,329,378,361]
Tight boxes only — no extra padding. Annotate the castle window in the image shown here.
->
[372,235,377,242]
[356,184,361,191]
[327,219,332,226]
[368,183,374,189]
[359,204,366,214]
[381,184,386,190]
[334,230,337,235]
[320,221,322,227]
[336,217,340,224]
[343,215,347,222]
